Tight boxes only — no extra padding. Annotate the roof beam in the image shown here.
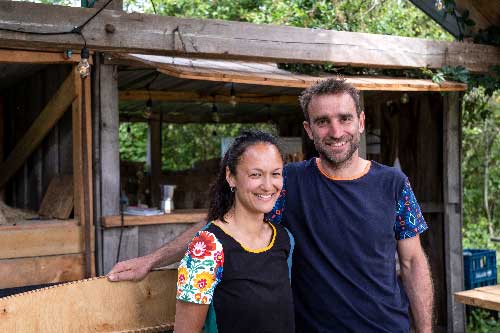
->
[119,90,299,105]
[0,2,499,72]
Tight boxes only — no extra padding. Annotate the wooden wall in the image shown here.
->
[365,92,449,331]
[2,64,73,210]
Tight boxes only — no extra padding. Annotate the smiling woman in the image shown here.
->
[174,130,295,333]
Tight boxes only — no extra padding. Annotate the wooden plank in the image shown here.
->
[119,90,299,105]
[455,289,500,312]
[0,70,76,189]
[102,209,206,227]
[0,220,94,260]
[38,175,74,219]
[138,223,194,257]
[0,2,498,72]
[72,70,83,220]
[0,253,93,289]
[443,92,465,332]
[0,49,82,64]
[0,270,176,332]
[103,227,139,274]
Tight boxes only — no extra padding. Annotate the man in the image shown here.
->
[109,79,433,332]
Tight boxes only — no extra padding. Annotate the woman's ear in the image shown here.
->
[226,166,235,188]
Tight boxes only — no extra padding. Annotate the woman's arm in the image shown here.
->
[174,301,209,333]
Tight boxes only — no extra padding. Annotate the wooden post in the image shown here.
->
[359,91,366,159]
[72,66,94,278]
[443,92,465,333]
[149,117,162,208]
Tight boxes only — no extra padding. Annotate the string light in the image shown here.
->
[229,83,237,107]
[435,0,444,11]
[77,47,90,78]
[211,103,220,123]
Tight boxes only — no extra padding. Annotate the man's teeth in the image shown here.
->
[329,141,347,147]
[256,194,273,199]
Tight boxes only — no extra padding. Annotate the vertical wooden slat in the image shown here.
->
[443,92,465,333]
[359,91,366,159]
[149,118,161,208]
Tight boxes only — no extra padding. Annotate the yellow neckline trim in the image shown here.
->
[212,221,277,254]
[316,158,371,181]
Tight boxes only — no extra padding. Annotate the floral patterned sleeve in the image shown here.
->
[394,179,429,240]
[176,230,224,305]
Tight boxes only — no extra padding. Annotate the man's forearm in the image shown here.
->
[400,253,433,333]
[149,220,205,268]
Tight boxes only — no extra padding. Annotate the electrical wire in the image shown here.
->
[0,0,115,46]
[150,0,158,15]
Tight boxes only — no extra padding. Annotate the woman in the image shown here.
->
[174,130,295,333]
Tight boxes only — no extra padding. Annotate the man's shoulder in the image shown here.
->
[284,158,315,175]
[369,161,407,182]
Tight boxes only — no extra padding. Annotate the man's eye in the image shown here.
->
[273,172,282,177]
[250,173,261,177]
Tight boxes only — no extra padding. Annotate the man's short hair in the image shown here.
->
[299,78,362,121]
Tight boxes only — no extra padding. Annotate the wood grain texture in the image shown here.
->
[0,220,94,259]
[0,253,92,289]
[0,2,498,72]
[455,286,500,312]
[0,270,177,332]
[0,49,82,64]
[102,209,206,227]
[0,69,76,189]
[38,174,74,219]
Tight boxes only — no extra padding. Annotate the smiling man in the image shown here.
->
[266,79,433,332]
[109,79,433,333]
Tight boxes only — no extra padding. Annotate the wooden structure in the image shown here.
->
[455,285,500,311]
[0,270,177,332]
[0,49,94,289]
[1,2,498,332]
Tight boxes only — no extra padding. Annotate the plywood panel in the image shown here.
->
[0,253,90,289]
[0,270,176,332]
[0,221,93,259]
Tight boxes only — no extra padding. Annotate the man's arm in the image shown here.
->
[107,220,205,281]
[397,235,433,333]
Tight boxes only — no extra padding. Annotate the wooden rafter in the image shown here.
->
[120,54,468,91]
[0,49,82,64]
[0,2,498,72]
[119,90,299,105]
[0,69,76,189]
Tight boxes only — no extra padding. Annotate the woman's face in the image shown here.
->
[227,143,283,216]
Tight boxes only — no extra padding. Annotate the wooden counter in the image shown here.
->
[101,209,207,228]
[455,285,500,311]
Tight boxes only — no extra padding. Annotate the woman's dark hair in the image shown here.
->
[207,130,283,223]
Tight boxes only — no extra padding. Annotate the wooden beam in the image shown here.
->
[102,209,206,228]
[443,92,465,332]
[0,270,176,332]
[0,220,94,260]
[0,2,498,72]
[120,90,299,105]
[72,68,94,277]
[0,49,82,64]
[0,69,76,189]
[455,286,500,312]
[0,253,91,289]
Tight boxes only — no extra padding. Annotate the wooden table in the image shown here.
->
[455,285,500,311]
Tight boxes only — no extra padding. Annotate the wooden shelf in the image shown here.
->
[101,209,206,228]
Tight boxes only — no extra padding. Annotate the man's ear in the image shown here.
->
[303,121,313,140]
[359,111,365,134]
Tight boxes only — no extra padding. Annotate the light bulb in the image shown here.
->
[229,84,237,107]
[434,0,444,11]
[143,98,153,118]
[77,47,90,78]
[211,103,220,123]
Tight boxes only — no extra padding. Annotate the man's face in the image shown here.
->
[303,93,365,167]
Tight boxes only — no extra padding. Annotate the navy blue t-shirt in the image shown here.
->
[267,158,428,333]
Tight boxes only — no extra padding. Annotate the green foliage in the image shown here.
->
[119,122,276,171]
[467,309,500,333]
[128,0,453,41]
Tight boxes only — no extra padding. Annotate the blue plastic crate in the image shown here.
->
[463,249,497,290]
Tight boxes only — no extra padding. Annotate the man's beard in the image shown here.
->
[313,133,360,168]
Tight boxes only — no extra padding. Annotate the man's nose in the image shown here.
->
[328,121,342,138]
